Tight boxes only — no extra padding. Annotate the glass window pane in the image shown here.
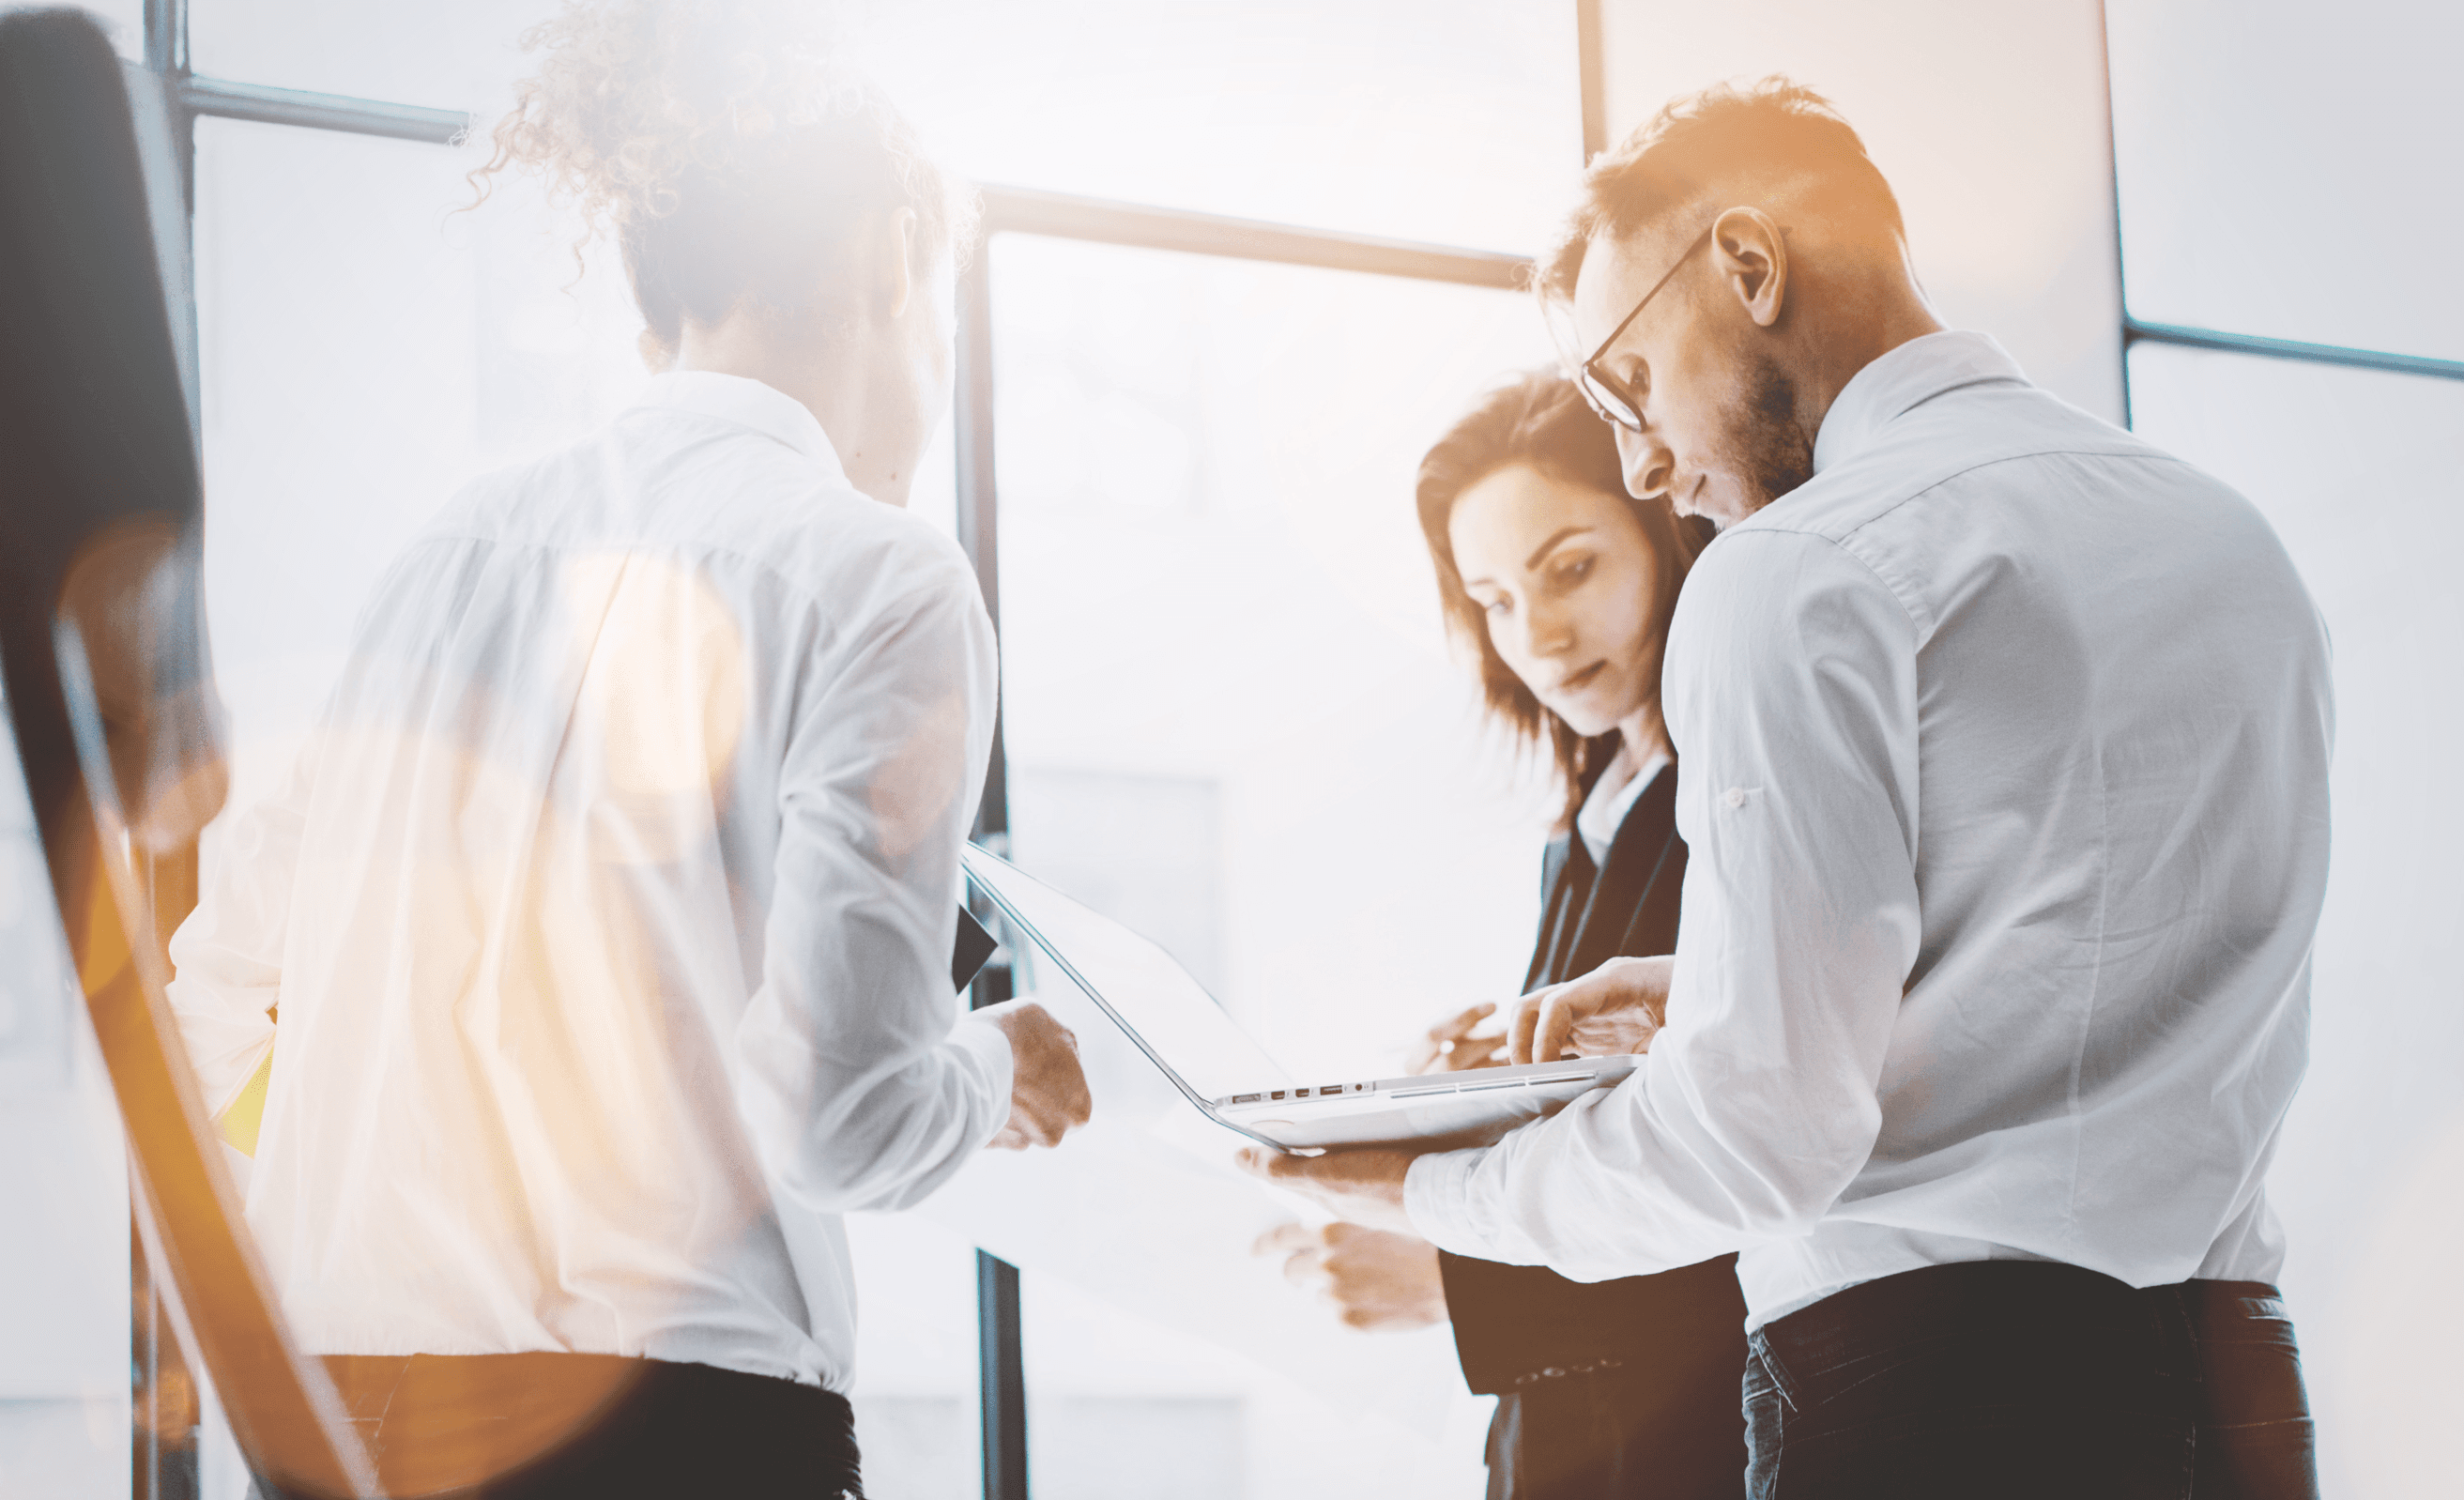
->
[193,115,649,813]
[2107,0,2464,360]
[190,0,558,115]
[867,0,1580,251]
[2124,344,2464,1500]
[191,0,1580,253]
[991,234,1557,1078]
[987,235,1558,1490]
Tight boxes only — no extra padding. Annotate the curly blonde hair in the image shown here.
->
[473,0,973,360]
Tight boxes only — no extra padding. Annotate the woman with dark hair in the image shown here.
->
[164,5,1088,1496]
[1260,372,1747,1499]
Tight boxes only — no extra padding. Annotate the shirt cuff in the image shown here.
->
[1404,1145,1503,1260]
[948,1015,1017,1150]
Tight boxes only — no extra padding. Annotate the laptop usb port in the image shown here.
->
[1269,1091,1286,1100]
[1232,1094,1262,1105]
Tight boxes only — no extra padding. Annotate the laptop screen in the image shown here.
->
[961,844,1293,1103]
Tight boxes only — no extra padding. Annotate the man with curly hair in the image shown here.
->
[1256,79,2330,1499]
[166,6,1087,1495]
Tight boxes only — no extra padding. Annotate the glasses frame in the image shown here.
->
[1570,221,1717,431]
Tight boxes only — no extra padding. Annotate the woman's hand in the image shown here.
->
[1507,955,1675,1064]
[1404,1002,1507,1074]
[1252,1221,1449,1331]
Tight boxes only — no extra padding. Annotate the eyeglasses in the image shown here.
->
[1568,222,1716,433]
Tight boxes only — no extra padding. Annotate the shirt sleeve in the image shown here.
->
[164,743,314,1115]
[1406,528,1924,1279]
[732,550,1013,1217]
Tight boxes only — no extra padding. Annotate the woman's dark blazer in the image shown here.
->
[1438,758,1750,1500]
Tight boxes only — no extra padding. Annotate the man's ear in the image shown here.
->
[1711,207,1787,329]
[884,206,920,319]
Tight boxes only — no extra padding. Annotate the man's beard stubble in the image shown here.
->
[1727,353,1818,511]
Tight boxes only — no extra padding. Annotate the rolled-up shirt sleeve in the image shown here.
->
[1406,529,1923,1280]
[734,554,1013,1217]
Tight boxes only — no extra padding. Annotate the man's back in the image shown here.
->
[1677,332,2333,1315]
[170,373,1012,1386]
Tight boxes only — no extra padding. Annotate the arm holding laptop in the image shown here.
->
[1244,528,1919,1275]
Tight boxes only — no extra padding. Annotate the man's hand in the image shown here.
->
[1234,1145,1418,1235]
[1403,1002,1507,1074]
[975,999,1093,1149]
[1507,955,1675,1064]
[1252,1221,1448,1331]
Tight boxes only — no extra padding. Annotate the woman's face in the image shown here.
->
[1447,462,1663,740]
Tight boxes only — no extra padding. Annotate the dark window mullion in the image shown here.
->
[141,0,183,76]
[2122,318,2464,385]
[956,231,1031,1500]
[134,8,200,1500]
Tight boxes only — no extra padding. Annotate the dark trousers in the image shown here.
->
[260,1353,862,1500]
[1487,1363,1747,1499]
[1742,1262,2319,1499]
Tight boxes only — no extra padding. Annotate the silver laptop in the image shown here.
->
[959,844,1635,1155]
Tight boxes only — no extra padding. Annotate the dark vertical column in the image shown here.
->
[134,8,204,1500]
[135,1218,158,1500]
[954,233,1031,1500]
[2092,0,2135,428]
[954,237,1010,865]
[141,0,184,74]
[1575,0,1609,163]
[973,1256,1028,1500]
[141,0,192,225]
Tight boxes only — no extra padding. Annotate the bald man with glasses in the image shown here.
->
[1247,79,2329,1499]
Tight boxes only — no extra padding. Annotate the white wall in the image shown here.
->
[1597,0,2125,423]
[2129,347,2464,1500]
[2105,6,2464,1494]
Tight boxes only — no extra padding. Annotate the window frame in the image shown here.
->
[121,2,2464,1497]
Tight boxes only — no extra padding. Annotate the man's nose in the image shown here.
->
[1615,426,1676,501]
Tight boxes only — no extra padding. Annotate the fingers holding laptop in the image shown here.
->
[1507,955,1676,1065]
[976,999,1094,1149]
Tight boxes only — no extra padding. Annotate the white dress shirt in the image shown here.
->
[1408,332,2333,1327]
[167,372,1011,1389]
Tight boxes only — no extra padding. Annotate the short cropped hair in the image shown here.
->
[1537,77,1902,303]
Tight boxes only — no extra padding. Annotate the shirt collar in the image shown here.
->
[625,371,850,485]
[1811,330,2029,475]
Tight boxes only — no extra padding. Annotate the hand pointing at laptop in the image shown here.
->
[1240,973,1669,1258]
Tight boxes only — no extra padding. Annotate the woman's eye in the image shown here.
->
[1479,596,1510,618]
[1552,557,1594,589]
